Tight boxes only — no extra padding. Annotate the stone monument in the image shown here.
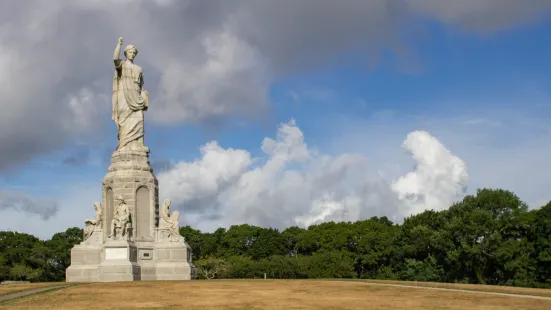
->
[66,37,196,282]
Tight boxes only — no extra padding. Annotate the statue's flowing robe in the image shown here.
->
[113,204,130,227]
[160,206,181,239]
[83,208,102,241]
[112,59,148,151]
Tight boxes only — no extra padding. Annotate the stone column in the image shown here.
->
[102,150,159,243]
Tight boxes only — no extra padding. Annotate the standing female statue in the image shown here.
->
[112,36,149,152]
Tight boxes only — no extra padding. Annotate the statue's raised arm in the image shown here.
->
[114,37,123,61]
[113,37,123,61]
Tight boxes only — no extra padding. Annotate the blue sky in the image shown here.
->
[1,1,551,239]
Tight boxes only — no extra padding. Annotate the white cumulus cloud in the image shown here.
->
[391,131,469,216]
[158,121,469,231]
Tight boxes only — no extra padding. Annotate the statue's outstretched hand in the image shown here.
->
[118,37,123,45]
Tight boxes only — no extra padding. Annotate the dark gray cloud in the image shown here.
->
[0,0,549,174]
[0,190,59,220]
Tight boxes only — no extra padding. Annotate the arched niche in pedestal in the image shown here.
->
[136,186,151,239]
[105,188,114,238]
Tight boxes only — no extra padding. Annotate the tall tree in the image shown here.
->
[180,225,203,261]
[529,202,551,287]
[44,227,83,281]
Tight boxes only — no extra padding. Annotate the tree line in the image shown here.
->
[1,189,550,287]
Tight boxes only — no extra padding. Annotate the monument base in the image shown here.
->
[155,261,196,281]
[66,230,103,282]
[98,240,141,282]
[153,229,197,280]
[65,246,101,282]
[65,127,196,282]
[66,231,196,282]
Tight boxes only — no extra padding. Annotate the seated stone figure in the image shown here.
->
[108,195,132,240]
[83,202,102,241]
[159,199,184,242]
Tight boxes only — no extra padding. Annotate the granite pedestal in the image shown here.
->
[66,149,196,282]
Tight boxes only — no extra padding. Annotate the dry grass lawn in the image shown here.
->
[2,280,551,310]
[0,283,66,297]
[352,279,551,298]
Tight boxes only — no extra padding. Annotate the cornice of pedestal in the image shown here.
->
[107,148,155,173]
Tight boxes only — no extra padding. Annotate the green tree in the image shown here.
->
[44,227,82,281]
[402,256,444,282]
[226,256,258,278]
[195,257,228,279]
[442,188,530,284]
[351,217,397,278]
[250,227,285,260]
[201,228,226,258]
[394,210,450,282]
[307,251,356,278]
[0,232,41,268]
[281,226,306,257]
[221,224,284,259]
[529,202,551,287]
[9,264,41,281]
[180,226,203,261]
